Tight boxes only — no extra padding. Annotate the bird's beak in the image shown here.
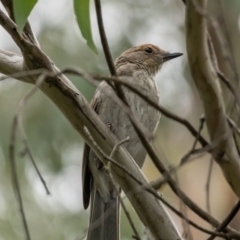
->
[162,52,183,62]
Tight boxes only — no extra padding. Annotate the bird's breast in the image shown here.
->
[96,75,160,167]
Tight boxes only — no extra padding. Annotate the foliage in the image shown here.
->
[13,0,37,32]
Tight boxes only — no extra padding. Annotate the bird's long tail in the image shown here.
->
[86,189,119,240]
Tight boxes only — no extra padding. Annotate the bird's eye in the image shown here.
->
[144,47,153,54]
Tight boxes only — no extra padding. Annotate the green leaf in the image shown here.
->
[13,0,38,32]
[74,0,98,54]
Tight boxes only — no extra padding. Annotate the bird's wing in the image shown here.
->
[82,93,102,209]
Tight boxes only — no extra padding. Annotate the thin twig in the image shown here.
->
[9,117,31,240]
[142,188,230,239]
[217,0,240,121]
[205,158,214,215]
[179,173,193,240]
[227,116,240,136]
[218,0,239,88]
[107,164,141,240]
[8,74,46,240]
[181,116,205,165]
[94,0,116,76]
[108,137,141,239]
[15,73,50,194]
[18,118,50,195]
[118,192,141,240]
[207,200,240,240]
[192,116,205,148]
[83,126,143,187]
[227,116,240,155]
[180,202,193,240]
[9,73,50,240]
[151,126,233,195]
[217,71,240,111]
[110,137,130,158]
[151,142,217,190]
[0,69,46,81]
[94,0,132,124]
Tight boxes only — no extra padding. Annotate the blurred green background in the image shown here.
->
[0,0,240,239]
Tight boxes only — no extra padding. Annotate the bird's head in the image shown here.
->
[115,44,183,77]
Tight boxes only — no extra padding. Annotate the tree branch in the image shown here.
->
[186,0,240,199]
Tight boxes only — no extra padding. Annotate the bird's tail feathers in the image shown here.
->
[86,189,119,240]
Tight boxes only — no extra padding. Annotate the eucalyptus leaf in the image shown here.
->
[13,0,38,32]
[74,0,98,54]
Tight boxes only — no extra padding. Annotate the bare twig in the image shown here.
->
[9,73,47,240]
[142,188,231,239]
[107,161,141,240]
[205,158,214,215]
[9,119,31,240]
[180,200,193,240]
[217,71,240,111]
[18,119,50,195]
[150,145,209,190]
[83,126,143,186]
[94,0,116,76]
[207,200,240,240]
[108,138,141,239]
[14,73,50,192]
[217,0,239,88]
[110,137,130,158]
[152,130,231,190]
[192,115,205,148]
[0,69,46,81]
[227,116,240,136]
[181,116,205,165]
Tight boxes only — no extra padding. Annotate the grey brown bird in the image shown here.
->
[82,44,182,240]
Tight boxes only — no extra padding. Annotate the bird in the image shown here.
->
[82,44,182,240]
